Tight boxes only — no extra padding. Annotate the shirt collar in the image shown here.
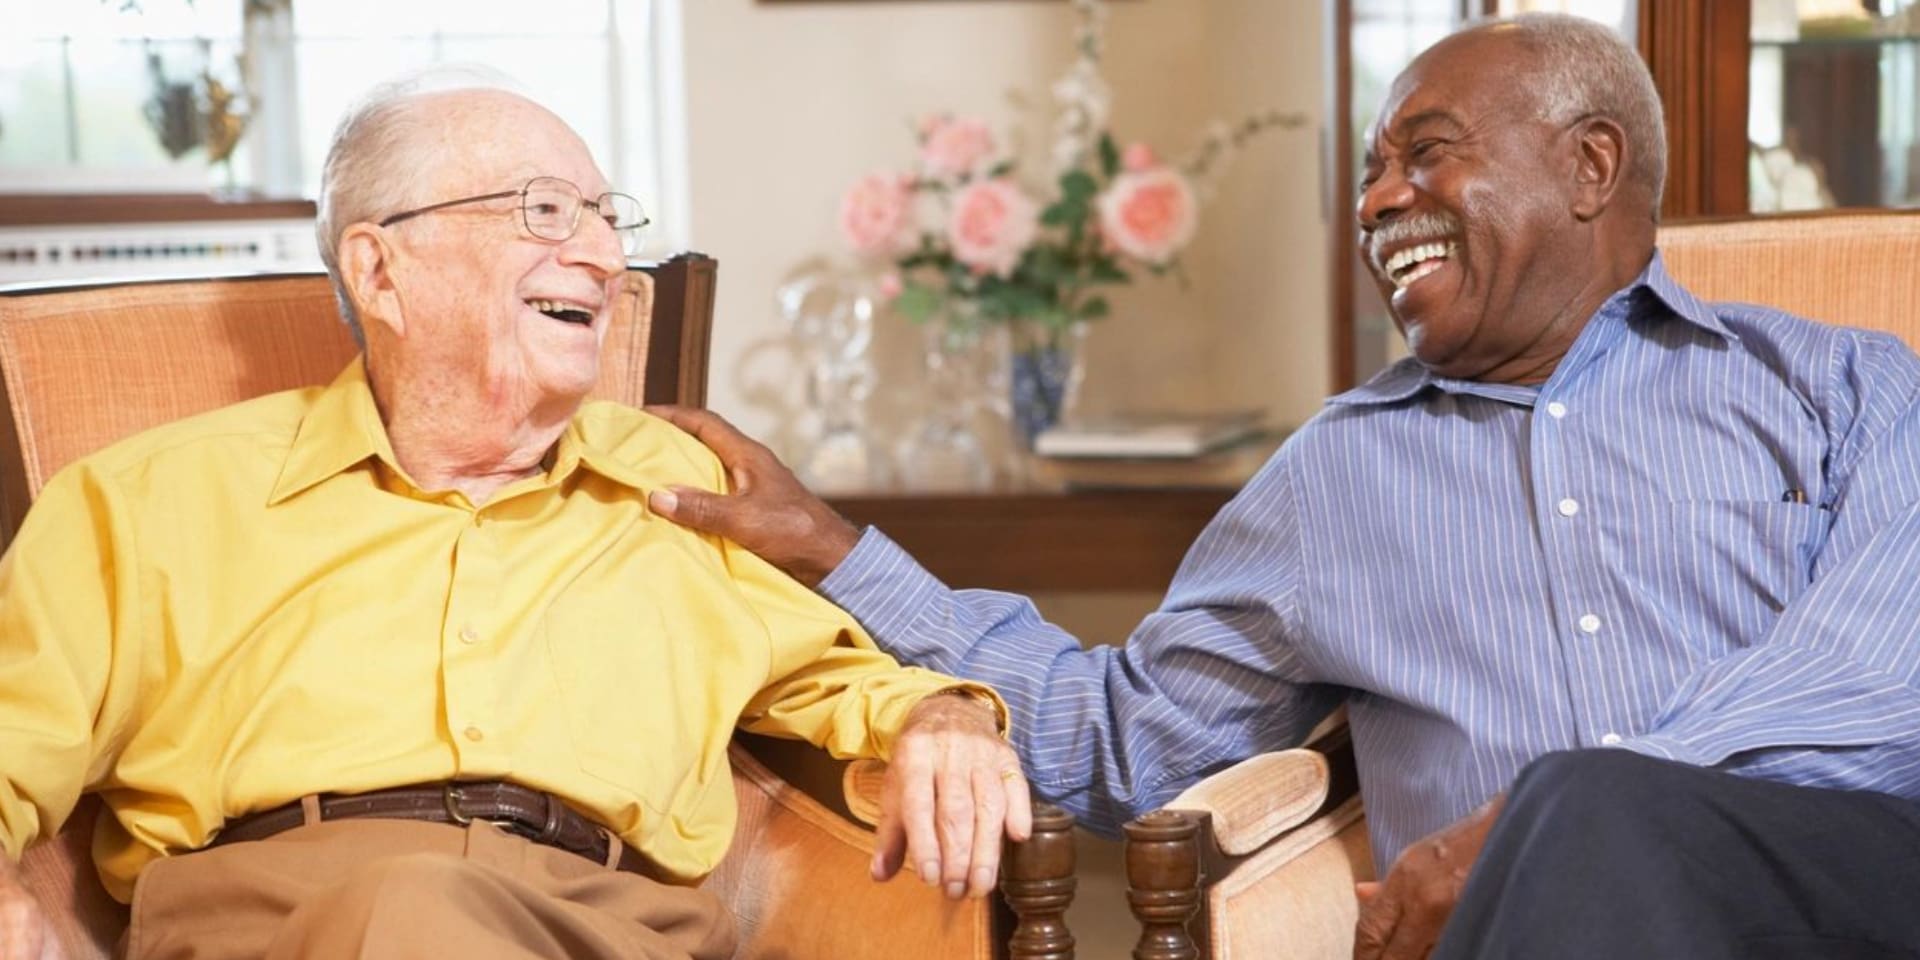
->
[1327,250,1732,409]
[560,419,654,492]
[269,359,398,504]
[271,362,664,505]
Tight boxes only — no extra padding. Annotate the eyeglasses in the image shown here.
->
[377,176,650,253]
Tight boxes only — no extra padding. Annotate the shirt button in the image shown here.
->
[1578,613,1602,634]
[459,624,479,644]
[1557,497,1580,517]
[463,725,485,743]
[1546,401,1568,419]
[1600,732,1623,746]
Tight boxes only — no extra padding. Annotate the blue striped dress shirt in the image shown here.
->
[818,253,1920,869]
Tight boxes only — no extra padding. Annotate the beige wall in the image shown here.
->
[680,0,1329,464]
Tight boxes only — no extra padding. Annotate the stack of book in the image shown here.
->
[1030,410,1285,490]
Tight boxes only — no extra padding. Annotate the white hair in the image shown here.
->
[313,64,530,345]
[1475,13,1668,218]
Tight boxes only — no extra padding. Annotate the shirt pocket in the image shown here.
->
[1654,499,1828,644]
[540,557,769,800]
[542,587,678,800]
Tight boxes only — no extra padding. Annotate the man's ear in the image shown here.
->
[338,223,406,338]
[1570,116,1627,222]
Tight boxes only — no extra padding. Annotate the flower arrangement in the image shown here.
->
[840,0,1301,329]
[837,0,1303,443]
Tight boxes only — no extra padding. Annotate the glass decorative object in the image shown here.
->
[895,308,998,492]
[777,268,886,494]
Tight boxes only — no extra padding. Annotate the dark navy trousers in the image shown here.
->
[1435,749,1920,959]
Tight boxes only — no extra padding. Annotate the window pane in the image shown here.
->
[430,0,608,35]
[291,0,446,38]
[292,0,606,37]
[294,37,440,195]
[435,37,612,172]
[0,40,76,168]
[27,0,242,41]
[0,0,665,224]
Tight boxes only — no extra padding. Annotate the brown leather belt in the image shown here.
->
[210,781,649,874]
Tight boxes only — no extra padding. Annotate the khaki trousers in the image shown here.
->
[122,817,737,960]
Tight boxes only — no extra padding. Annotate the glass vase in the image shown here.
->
[777,268,886,494]
[1007,320,1089,450]
[896,309,997,492]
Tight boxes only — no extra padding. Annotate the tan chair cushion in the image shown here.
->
[1168,749,1330,857]
[1205,797,1370,960]
[1659,211,1920,348]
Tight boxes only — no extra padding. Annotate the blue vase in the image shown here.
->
[1007,321,1088,450]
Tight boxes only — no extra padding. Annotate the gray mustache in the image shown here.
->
[1368,212,1462,272]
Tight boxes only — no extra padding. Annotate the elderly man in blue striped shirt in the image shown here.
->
[652,13,1920,959]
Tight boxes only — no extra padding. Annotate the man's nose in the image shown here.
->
[1356,166,1414,232]
[561,217,628,278]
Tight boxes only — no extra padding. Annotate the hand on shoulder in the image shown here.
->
[644,405,860,587]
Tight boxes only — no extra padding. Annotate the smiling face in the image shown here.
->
[371,90,627,421]
[1357,29,1606,383]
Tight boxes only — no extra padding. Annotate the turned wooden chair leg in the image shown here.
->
[1001,802,1077,960]
[1125,809,1203,960]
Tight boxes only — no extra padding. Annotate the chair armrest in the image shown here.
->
[1165,749,1330,856]
[843,758,886,827]
[1124,720,1371,959]
[17,798,127,960]
[843,757,1082,960]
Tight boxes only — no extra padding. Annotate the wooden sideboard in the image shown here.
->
[826,488,1235,593]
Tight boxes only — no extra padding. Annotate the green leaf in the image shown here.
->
[987,159,1016,179]
[1040,202,1078,227]
[894,283,942,322]
[1090,258,1130,284]
[1099,133,1120,180]
[1077,296,1110,320]
[1025,246,1067,284]
[979,287,1022,323]
[1034,305,1072,330]
[1059,170,1097,202]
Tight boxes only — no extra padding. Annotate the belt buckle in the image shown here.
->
[443,783,534,841]
[442,783,477,826]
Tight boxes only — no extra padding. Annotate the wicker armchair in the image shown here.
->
[0,255,1079,960]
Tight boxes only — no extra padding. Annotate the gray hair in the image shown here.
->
[1470,13,1668,218]
[313,64,528,346]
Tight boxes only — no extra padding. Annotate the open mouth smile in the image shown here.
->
[526,298,597,326]
[1382,241,1457,291]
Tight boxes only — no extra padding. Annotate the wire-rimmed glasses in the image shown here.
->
[377,176,649,254]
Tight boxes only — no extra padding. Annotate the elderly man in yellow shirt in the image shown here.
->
[0,72,1027,960]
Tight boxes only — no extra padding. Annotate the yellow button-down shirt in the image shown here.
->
[0,361,981,900]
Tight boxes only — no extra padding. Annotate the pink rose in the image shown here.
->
[1121,142,1157,172]
[1097,168,1198,266]
[947,178,1038,278]
[839,172,914,256]
[920,116,997,180]
[876,271,904,302]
